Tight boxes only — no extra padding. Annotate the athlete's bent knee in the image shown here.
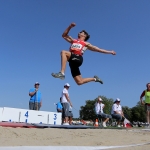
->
[76,81,83,85]
[61,50,65,55]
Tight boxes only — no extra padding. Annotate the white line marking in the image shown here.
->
[0,142,149,150]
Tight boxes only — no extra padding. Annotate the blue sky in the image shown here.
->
[0,0,150,117]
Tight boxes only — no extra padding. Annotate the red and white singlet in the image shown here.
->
[69,39,87,56]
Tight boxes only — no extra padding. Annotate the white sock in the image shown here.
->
[61,72,65,75]
[94,78,96,81]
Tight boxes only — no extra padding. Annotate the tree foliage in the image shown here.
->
[80,96,113,121]
[80,96,147,122]
[131,102,146,122]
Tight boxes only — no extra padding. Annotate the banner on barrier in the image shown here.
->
[2,107,20,122]
[48,112,61,125]
[19,109,48,124]
[0,107,61,125]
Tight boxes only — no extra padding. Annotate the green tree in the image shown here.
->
[80,99,96,120]
[131,102,146,122]
[122,106,132,121]
[80,96,147,123]
[80,96,114,120]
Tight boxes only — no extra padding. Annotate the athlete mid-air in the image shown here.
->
[52,22,116,85]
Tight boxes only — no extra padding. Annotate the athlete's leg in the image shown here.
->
[60,50,71,74]
[74,75,103,85]
[148,111,150,124]
[69,54,103,85]
[146,111,148,123]
[74,75,95,85]
[52,50,71,79]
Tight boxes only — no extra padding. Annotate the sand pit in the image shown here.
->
[0,127,150,149]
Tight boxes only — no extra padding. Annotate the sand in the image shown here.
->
[0,127,150,149]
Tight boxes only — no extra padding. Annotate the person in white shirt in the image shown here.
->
[95,97,112,127]
[111,98,124,127]
[61,83,72,125]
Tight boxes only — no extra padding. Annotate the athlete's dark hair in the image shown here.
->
[80,30,90,41]
[146,83,150,88]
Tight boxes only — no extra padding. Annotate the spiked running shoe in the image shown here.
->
[51,72,65,80]
[94,75,103,84]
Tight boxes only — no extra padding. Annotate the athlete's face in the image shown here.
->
[147,84,150,90]
[78,32,87,40]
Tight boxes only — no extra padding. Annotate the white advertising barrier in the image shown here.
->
[2,107,21,122]
[48,112,62,125]
[0,107,4,121]
[19,109,48,124]
[1,107,62,125]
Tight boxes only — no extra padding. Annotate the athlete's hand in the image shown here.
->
[111,51,116,55]
[70,23,76,28]
[141,101,145,105]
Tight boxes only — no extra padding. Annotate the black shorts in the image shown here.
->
[68,53,83,78]
[145,103,150,112]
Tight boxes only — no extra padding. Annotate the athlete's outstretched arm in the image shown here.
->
[86,43,116,55]
[62,23,76,43]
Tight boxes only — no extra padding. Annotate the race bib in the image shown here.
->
[71,43,82,50]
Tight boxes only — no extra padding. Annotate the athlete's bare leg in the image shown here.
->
[51,50,71,79]
[60,50,71,74]
[149,111,150,124]
[52,50,103,84]
[147,111,150,124]
[74,75,102,85]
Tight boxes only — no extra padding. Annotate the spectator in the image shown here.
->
[140,83,150,126]
[61,83,72,125]
[68,103,73,125]
[56,97,63,112]
[95,97,112,127]
[29,82,42,111]
[111,98,124,127]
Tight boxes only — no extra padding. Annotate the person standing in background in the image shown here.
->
[56,97,63,112]
[29,82,42,110]
[61,83,72,125]
[140,83,150,127]
[68,103,73,125]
